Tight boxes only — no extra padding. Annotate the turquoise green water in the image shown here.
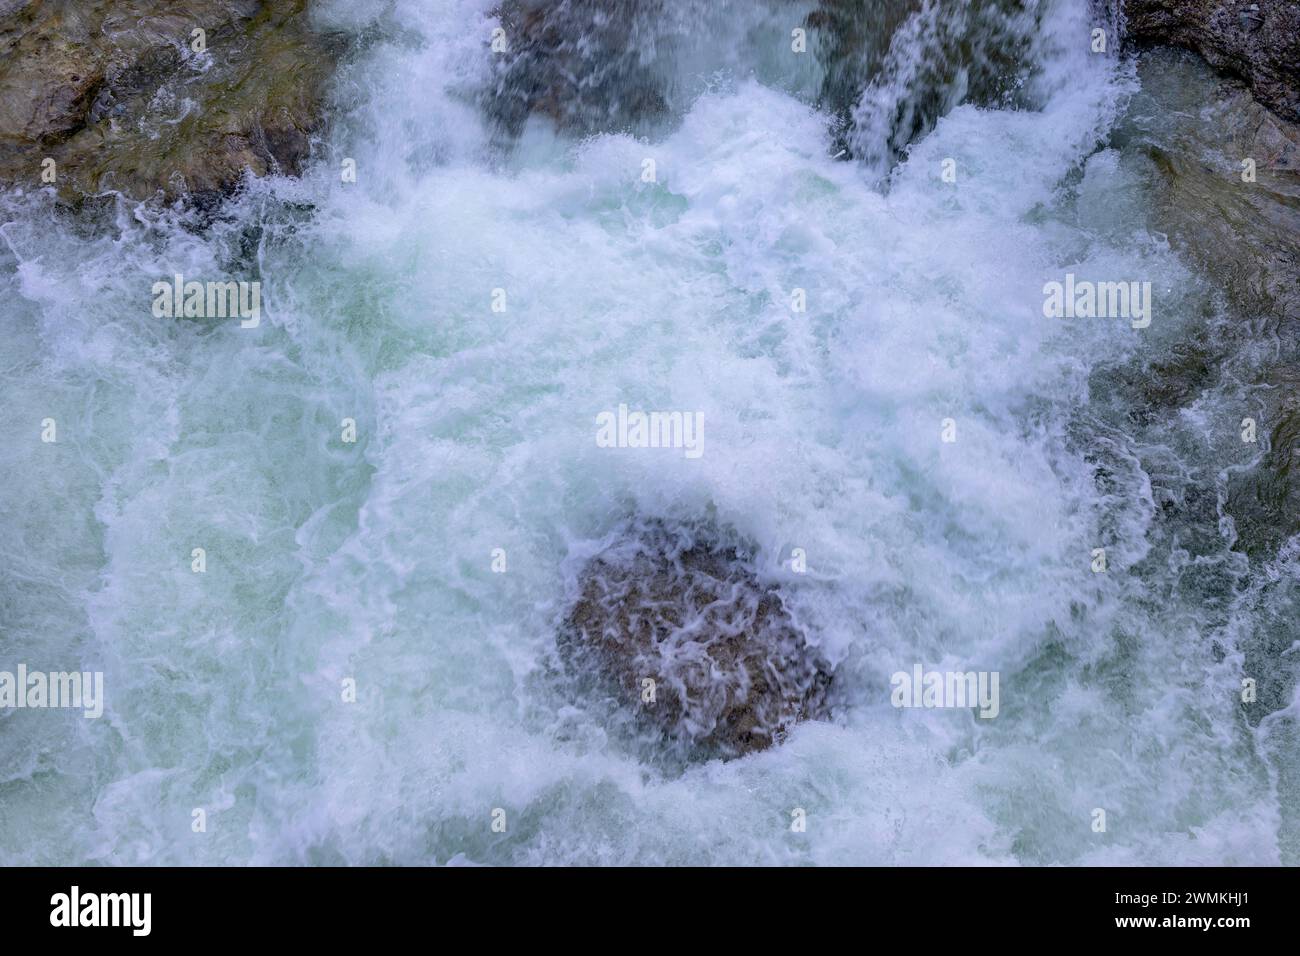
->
[0,0,1294,864]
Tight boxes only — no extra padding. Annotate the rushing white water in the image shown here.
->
[0,0,1294,864]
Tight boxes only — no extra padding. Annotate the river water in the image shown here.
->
[0,0,1295,864]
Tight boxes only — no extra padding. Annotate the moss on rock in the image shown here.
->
[0,0,345,206]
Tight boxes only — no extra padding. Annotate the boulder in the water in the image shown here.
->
[560,521,832,759]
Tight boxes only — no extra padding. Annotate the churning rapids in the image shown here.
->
[1,0,1297,865]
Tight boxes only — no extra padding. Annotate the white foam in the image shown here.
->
[0,0,1287,864]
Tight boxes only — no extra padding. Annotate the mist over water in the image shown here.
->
[1,0,1295,865]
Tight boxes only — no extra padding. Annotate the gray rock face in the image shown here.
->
[0,1,344,205]
[1122,0,1300,123]
[560,521,833,760]
[485,1,670,139]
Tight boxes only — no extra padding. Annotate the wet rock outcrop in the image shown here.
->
[485,0,670,140]
[0,1,344,206]
[560,521,832,760]
[484,0,1043,168]
[806,0,1043,167]
[1122,0,1300,123]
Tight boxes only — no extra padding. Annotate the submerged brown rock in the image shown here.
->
[1109,48,1300,558]
[561,521,832,759]
[0,0,344,206]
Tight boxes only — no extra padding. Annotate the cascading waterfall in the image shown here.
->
[0,0,1294,865]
